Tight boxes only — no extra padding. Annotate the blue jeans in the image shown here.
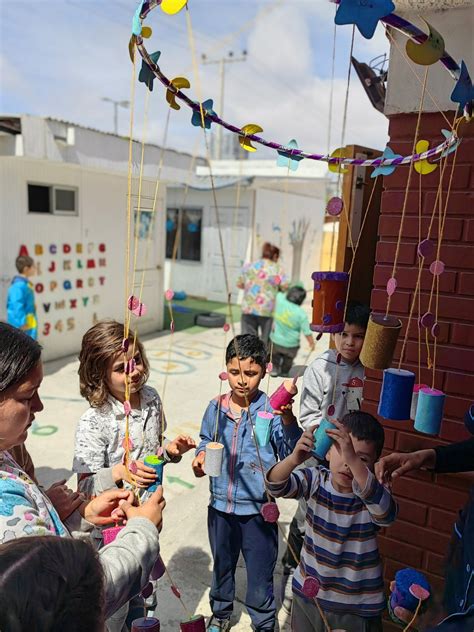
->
[208,507,278,630]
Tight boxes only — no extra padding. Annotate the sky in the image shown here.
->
[0,0,391,158]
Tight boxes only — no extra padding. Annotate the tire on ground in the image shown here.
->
[195,312,227,328]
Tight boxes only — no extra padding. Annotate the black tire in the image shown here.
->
[195,312,227,328]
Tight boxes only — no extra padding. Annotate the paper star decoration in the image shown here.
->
[371,145,402,178]
[450,60,474,113]
[277,139,304,171]
[335,0,395,39]
[138,51,161,91]
[440,129,461,159]
[191,99,216,129]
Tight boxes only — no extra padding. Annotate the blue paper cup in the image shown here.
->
[312,418,337,460]
[144,455,165,492]
[255,411,273,447]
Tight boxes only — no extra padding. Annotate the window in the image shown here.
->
[166,208,202,262]
[28,184,78,215]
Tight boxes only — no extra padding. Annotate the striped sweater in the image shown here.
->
[267,466,397,617]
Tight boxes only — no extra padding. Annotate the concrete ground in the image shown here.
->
[27,324,327,631]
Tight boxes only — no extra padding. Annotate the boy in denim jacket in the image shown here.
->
[192,334,302,632]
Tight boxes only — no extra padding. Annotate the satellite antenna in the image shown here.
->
[351,54,388,114]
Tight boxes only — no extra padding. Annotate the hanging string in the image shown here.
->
[385,67,429,317]
[326,16,338,156]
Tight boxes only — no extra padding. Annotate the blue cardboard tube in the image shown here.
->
[378,369,416,421]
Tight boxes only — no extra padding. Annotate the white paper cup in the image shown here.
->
[205,442,224,477]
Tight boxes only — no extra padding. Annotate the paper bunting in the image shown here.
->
[335,0,395,40]
[161,0,187,15]
[371,146,403,178]
[328,148,349,174]
[139,51,162,92]
[277,139,304,171]
[450,60,474,113]
[413,140,437,175]
[239,124,263,152]
[132,0,145,36]
[191,99,216,129]
[406,20,444,66]
[166,77,191,110]
[440,129,461,159]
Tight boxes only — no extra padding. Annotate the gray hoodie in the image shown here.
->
[299,349,364,430]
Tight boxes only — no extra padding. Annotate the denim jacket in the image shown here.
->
[196,389,302,515]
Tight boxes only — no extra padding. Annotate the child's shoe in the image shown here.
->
[207,616,231,631]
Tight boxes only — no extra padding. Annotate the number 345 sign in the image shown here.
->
[43,318,75,336]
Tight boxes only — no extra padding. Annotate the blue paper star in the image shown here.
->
[138,51,161,92]
[132,0,144,36]
[191,99,216,129]
[450,60,474,112]
[439,129,461,159]
[335,0,395,40]
[277,139,304,171]
[371,145,402,178]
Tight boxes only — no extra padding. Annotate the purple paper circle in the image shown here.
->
[314,282,321,291]
[386,277,397,297]
[417,239,435,258]
[122,338,130,353]
[335,300,344,311]
[430,260,445,276]
[336,353,342,364]
[327,404,335,417]
[431,323,440,338]
[421,312,435,328]
[312,271,349,282]
[322,314,332,325]
[140,582,154,599]
[326,196,344,217]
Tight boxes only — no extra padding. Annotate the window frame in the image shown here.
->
[166,206,203,263]
[27,182,79,216]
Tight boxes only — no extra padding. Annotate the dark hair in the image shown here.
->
[0,536,104,632]
[286,286,307,306]
[0,322,42,393]
[225,334,268,369]
[15,255,34,273]
[342,411,385,458]
[345,301,370,330]
[261,242,280,261]
[79,319,149,407]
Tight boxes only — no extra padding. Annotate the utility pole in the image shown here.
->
[101,98,130,135]
[201,51,247,159]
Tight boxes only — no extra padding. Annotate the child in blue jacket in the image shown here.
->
[192,334,302,632]
[7,255,37,340]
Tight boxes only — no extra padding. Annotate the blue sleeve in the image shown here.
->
[270,414,302,460]
[7,283,27,328]
[195,402,217,455]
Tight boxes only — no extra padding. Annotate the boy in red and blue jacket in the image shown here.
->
[192,334,302,632]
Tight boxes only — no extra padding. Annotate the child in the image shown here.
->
[280,301,370,612]
[73,319,196,631]
[267,412,397,632]
[7,255,38,339]
[73,319,196,498]
[270,285,315,377]
[192,334,302,632]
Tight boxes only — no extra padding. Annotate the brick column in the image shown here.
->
[362,112,474,627]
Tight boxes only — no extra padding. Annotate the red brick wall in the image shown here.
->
[362,112,474,628]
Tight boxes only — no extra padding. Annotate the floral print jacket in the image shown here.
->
[237,258,288,317]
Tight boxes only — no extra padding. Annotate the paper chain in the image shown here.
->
[133,0,462,168]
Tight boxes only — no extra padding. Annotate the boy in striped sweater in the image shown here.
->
[267,411,397,632]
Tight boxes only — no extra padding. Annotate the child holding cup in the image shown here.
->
[192,334,302,632]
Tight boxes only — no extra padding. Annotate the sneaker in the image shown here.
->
[207,616,231,631]
[280,566,294,615]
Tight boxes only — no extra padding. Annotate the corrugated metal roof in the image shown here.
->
[174,176,254,191]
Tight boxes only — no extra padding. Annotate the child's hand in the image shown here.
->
[81,489,135,525]
[192,451,206,477]
[292,428,317,465]
[325,420,357,465]
[273,403,297,426]
[166,434,197,457]
[128,460,158,488]
[45,480,84,521]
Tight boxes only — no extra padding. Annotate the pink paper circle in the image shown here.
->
[430,260,445,276]
[124,358,136,375]
[127,295,139,311]
[223,323,230,332]
[266,362,273,372]
[327,404,336,417]
[261,502,280,523]
[417,239,434,258]
[124,401,132,416]
[170,320,175,333]
[336,353,342,365]
[386,277,397,297]
[302,577,320,598]
[165,289,174,301]
[141,582,154,599]
[409,584,430,601]
[420,312,435,328]
[129,460,138,475]
[326,196,344,217]
[133,302,148,317]
[431,323,440,338]
[171,585,181,598]
[122,338,130,353]
[219,371,228,381]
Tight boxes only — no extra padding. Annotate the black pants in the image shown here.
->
[272,343,299,377]
[241,314,273,344]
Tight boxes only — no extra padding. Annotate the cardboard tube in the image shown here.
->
[180,615,206,632]
[205,442,224,477]
[269,379,298,411]
[360,314,402,370]
[410,384,428,420]
[414,387,445,435]
[378,369,416,421]
[102,525,124,545]
[144,455,165,492]
[255,411,273,447]
[312,418,337,460]
[310,271,349,333]
[131,617,160,632]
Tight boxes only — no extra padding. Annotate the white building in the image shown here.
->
[0,114,330,359]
